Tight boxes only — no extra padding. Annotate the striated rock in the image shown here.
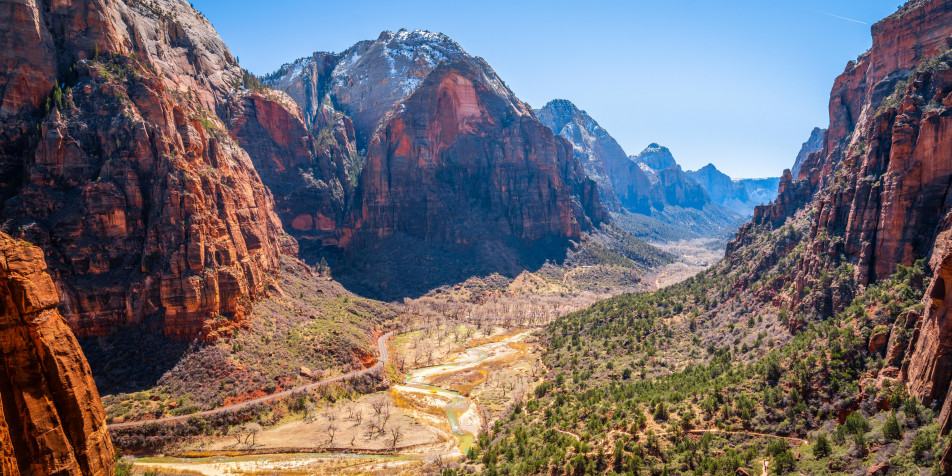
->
[0,232,113,475]
[0,0,292,340]
[347,58,605,248]
[228,89,355,248]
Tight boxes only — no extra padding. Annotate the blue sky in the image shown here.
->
[192,0,901,178]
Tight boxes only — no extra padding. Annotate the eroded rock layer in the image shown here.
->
[347,59,605,248]
[0,232,114,475]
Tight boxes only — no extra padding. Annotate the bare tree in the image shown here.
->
[371,395,388,415]
[229,425,245,446]
[243,423,262,447]
[389,426,404,450]
[325,421,337,445]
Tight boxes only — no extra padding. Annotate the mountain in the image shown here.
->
[685,163,781,215]
[262,32,661,297]
[0,0,295,341]
[266,30,468,148]
[631,144,710,210]
[791,126,826,178]
[536,100,742,240]
[0,232,113,475]
[534,98,641,210]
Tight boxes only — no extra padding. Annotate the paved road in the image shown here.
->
[108,331,395,430]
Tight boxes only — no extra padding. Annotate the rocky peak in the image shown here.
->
[633,143,678,171]
[536,99,634,210]
[266,29,468,146]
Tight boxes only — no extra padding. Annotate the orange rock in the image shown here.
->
[0,232,114,475]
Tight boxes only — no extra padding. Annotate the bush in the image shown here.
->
[882,413,901,441]
[814,432,832,458]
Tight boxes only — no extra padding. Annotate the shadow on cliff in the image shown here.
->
[302,233,574,301]
[78,323,191,396]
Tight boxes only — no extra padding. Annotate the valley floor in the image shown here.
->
[117,240,725,474]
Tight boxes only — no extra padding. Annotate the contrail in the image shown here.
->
[812,9,867,25]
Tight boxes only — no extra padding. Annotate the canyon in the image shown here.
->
[3,0,952,474]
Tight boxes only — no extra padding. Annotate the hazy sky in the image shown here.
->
[192,0,900,178]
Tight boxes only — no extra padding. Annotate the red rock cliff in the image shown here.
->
[347,59,605,248]
[731,0,952,446]
[0,0,292,340]
[228,89,356,250]
[0,232,114,475]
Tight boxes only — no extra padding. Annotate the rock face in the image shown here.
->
[535,99,649,211]
[348,59,605,248]
[729,0,952,444]
[0,0,292,340]
[686,164,780,215]
[227,89,356,249]
[791,127,826,179]
[0,232,113,475]
[631,144,710,210]
[266,29,468,147]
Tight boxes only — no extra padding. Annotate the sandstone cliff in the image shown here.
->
[0,0,292,340]
[0,232,114,475]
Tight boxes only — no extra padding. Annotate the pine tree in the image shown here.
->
[882,413,901,441]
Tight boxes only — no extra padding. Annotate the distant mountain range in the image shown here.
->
[535,99,796,239]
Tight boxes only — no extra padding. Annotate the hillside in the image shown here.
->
[474,1,952,474]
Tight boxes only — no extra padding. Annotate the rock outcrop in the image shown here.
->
[0,232,113,475]
[0,0,292,340]
[227,89,356,249]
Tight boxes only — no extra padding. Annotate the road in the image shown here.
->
[107,330,395,430]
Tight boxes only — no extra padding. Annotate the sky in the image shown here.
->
[192,0,901,178]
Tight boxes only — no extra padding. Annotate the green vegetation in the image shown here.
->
[463,251,946,474]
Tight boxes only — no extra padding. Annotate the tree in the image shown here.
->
[814,432,832,458]
[882,413,901,441]
[389,426,403,450]
[243,423,262,447]
[304,402,317,422]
